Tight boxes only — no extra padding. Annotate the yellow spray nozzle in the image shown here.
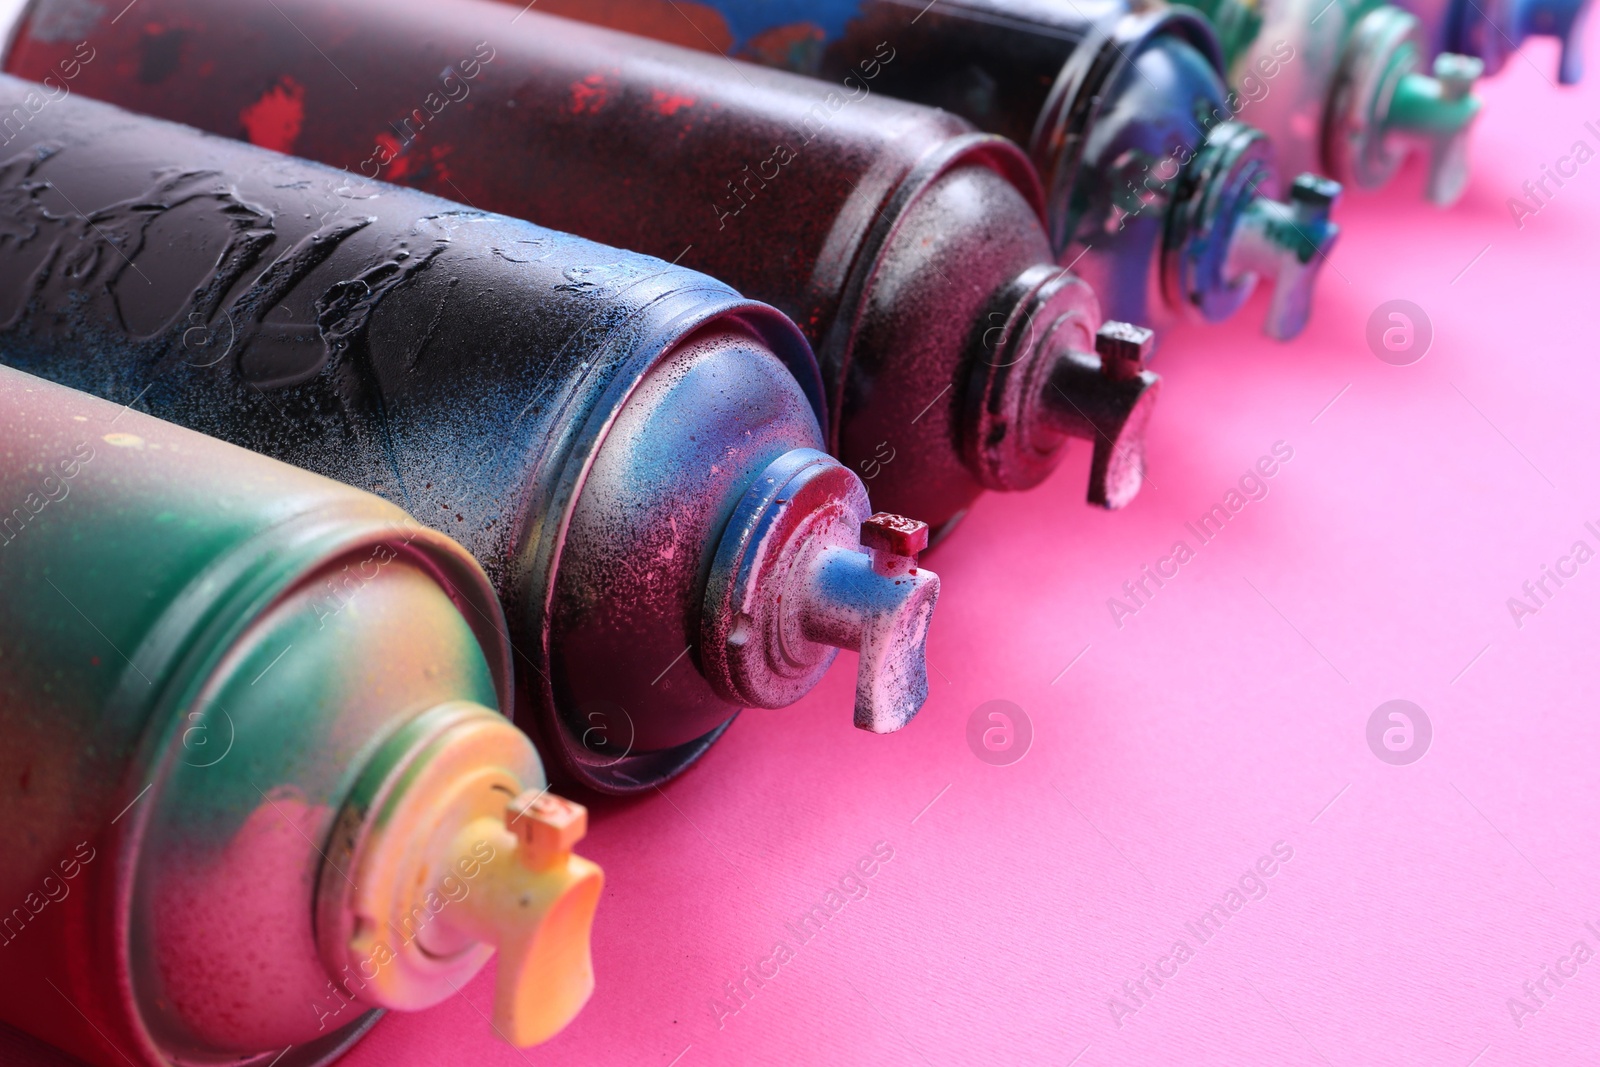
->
[318,705,603,1048]
[446,791,604,1046]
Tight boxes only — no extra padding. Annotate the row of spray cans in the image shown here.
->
[0,0,1584,1062]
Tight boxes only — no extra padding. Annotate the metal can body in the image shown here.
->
[0,71,919,794]
[430,0,1340,338]
[0,366,513,1066]
[0,0,1165,529]
[532,0,1112,156]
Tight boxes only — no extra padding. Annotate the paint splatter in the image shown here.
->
[744,23,827,71]
[370,132,412,179]
[570,73,612,115]
[650,89,696,116]
[240,76,305,154]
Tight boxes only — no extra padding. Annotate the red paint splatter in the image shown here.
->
[375,132,411,179]
[357,125,456,183]
[650,89,696,116]
[239,76,305,154]
[569,73,611,115]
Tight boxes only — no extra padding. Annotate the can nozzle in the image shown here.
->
[1037,322,1159,509]
[1230,174,1343,340]
[1166,122,1341,341]
[1328,8,1484,206]
[701,450,940,733]
[1516,0,1590,83]
[962,266,1159,505]
[317,704,602,1047]
[1384,53,1485,205]
[445,792,603,1046]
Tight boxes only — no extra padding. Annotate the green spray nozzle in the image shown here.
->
[1165,122,1342,341]
[1327,7,1484,206]
[1386,52,1485,205]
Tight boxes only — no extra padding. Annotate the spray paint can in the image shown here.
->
[1,0,1164,533]
[0,365,602,1064]
[0,73,938,793]
[409,0,1337,338]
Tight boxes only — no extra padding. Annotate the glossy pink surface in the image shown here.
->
[5,27,1599,1067]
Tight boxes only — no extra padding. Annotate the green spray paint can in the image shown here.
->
[0,366,605,1065]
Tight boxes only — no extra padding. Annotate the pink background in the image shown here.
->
[7,20,1600,1067]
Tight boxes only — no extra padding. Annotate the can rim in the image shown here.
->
[1030,7,1228,254]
